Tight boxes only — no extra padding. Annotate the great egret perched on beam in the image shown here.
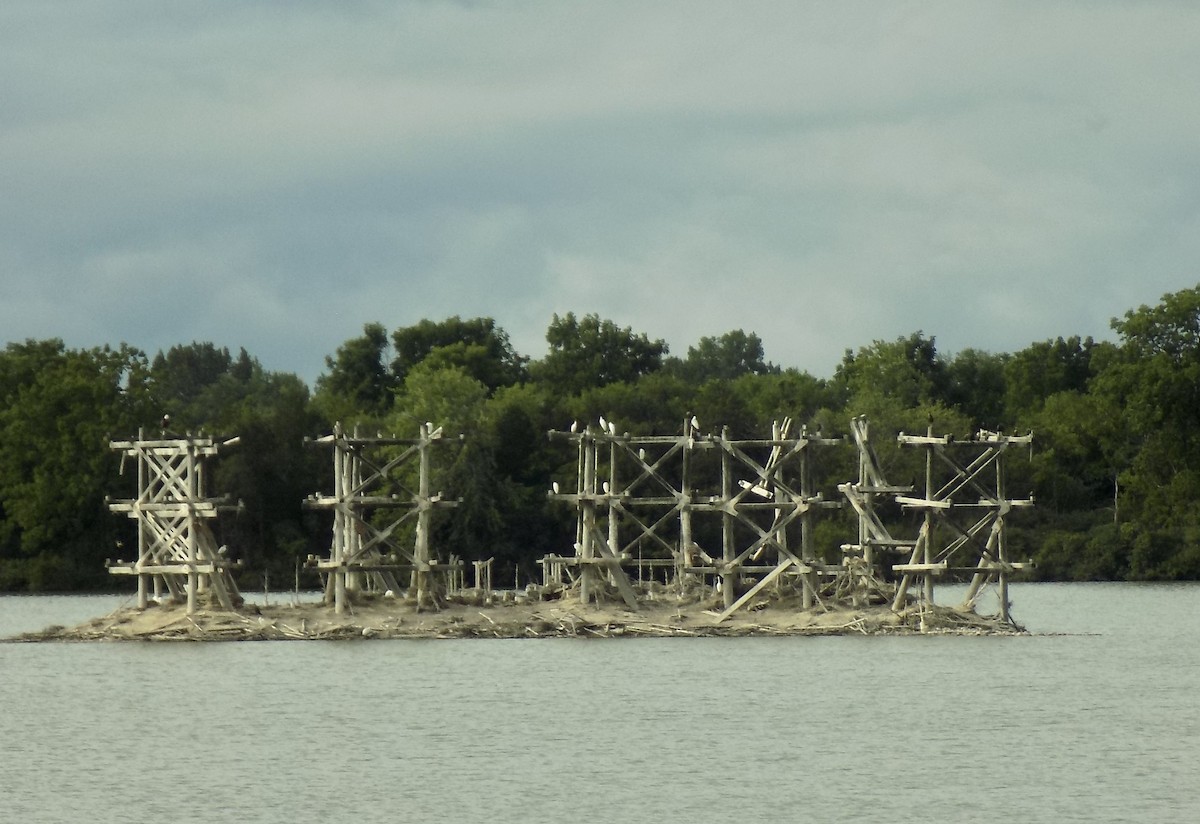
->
[599,415,608,432]
[690,415,700,433]
[570,420,578,433]
[552,481,560,494]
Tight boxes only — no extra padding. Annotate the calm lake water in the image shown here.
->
[1,584,1198,823]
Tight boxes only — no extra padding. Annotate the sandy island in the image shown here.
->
[8,582,1025,642]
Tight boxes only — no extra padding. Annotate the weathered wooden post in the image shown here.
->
[923,422,936,609]
[579,426,597,604]
[771,420,790,594]
[678,416,694,596]
[607,431,620,589]
[996,453,1010,623]
[720,425,735,609]
[414,422,433,607]
[135,427,149,609]
[799,424,817,609]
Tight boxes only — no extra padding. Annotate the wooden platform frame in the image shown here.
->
[889,426,1034,623]
[107,429,242,615]
[547,417,843,617]
[304,422,459,614]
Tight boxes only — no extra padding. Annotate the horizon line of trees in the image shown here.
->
[5,289,1200,592]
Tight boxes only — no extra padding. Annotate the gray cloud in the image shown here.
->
[3,1,1199,383]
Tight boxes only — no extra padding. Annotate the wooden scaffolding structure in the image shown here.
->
[304,422,459,614]
[546,417,843,618]
[549,415,1034,624]
[888,425,1034,623]
[107,430,242,615]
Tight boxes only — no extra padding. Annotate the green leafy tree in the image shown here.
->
[568,372,692,437]
[483,383,569,575]
[391,316,526,391]
[666,329,778,383]
[735,370,840,432]
[0,341,151,589]
[1077,285,1200,578]
[531,313,667,395]
[834,332,949,412]
[313,322,394,423]
[389,362,497,562]
[1003,336,1098,424]
[944,348,1009,429]
[149,341,235,424]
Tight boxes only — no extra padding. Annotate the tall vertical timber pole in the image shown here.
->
[923,422,935,609]
[186,439,198,615]
[135,428,149,610]
[579,428,597,605]
[997,445,1010,623]
[416,422,433,608]
[800,428,815,610]
[678,418,693,597]
[772,420,789,595]
[608,434,619,588]
[332,423,347,614]
[859,420,873,568]
[721,425,734,609]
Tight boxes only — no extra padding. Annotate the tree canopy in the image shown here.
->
[9,286,1200,590]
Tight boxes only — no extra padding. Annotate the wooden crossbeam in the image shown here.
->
[613,502,682,558]
[933,445,1003,502]
[615,440,685,498]
[712,557,795,623]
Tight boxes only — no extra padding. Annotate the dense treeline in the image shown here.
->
[5,289,1200,591]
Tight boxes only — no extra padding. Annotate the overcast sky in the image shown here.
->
[4,1,1199,385]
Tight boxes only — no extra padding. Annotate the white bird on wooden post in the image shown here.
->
[599,415,608,432]
[690,415,700,433]
[552,481,560,494]
[608,420,617,436]
[570,420,578,433]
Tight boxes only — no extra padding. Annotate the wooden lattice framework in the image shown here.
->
[888,426,1034,623]
[107,430,242,615]
[549,415,1034,625]
[546,417,844,618]
[304,422,459,614]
